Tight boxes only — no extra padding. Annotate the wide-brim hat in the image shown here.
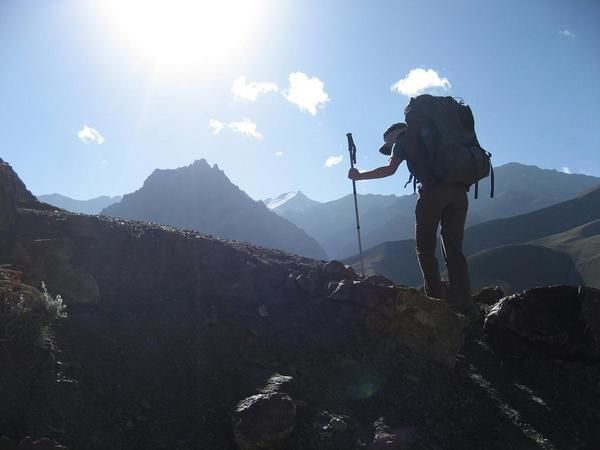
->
[378,122,407,155]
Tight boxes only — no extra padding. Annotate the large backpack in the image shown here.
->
[403,94,494,198]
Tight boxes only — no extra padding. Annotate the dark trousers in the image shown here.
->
[415,182,472,307]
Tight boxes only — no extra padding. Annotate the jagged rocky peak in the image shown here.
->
[145,159,224,183]
[100,159,328,259]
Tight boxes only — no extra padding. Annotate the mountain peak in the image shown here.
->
[100,161,326,259]
[264,191,320,214]
[190,158,211,168]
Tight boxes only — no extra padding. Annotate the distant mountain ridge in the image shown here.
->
[270,163,600,259]
[101,159,327,259]
[463,181,600,255]
[37,193,122,215]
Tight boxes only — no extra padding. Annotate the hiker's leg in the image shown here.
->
[440,186,471,308]
[415,186,444,298]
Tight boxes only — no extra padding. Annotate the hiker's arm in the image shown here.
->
[348,156,402,181]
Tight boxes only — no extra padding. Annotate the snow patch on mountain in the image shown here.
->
[263,191,320,214]
[264,192,300,210]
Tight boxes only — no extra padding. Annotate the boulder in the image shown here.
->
[321,260,358,281]
[327,280,467,368]
[484,286,600,361]
[308,411,357,448]
[472,286,505,305]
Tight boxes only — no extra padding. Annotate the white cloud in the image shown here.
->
[559,30,576,39]
[275,151,284,156]
[391,68,451,97]
[209,118,263,140]
[560,167,572,174]
[77,125,105,144]
[229,119,263,139]
[283,72,330,115]
[324,155,343,167]
[209,119,226,135]
[232,76,279,101]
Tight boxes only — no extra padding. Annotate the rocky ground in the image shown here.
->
[1,159,599,450]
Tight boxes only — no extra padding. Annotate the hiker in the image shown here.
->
[348,95,490,314]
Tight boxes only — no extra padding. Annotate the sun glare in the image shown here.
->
[105,0,265,69]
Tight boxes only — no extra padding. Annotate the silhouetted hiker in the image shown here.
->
[348,95,492,314]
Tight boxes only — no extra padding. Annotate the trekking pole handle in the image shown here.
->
[346,133,357,167]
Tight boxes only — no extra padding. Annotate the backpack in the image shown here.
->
[403,94,494,198]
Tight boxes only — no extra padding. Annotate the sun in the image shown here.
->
[104,0,266,69]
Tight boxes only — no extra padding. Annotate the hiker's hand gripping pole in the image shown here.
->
[346,133,365,275]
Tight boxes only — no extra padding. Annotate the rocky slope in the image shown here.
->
[101,160,327,260]
[1,159,599,450]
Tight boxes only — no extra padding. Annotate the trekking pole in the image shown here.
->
[346,133,365,275]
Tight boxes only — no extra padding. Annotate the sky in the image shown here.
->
[1,0,599,202]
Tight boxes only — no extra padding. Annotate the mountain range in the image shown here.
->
[39,160,600,289]
[101,159,327,259]
[37,193,122,214]
[268,163,600,260]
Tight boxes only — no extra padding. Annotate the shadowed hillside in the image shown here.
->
[463,183,600,255]
[101,159,327,259]
[533,219,600,288]
[468,244,584,293]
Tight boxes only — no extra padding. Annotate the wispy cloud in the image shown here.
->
[229,119,263,139]
[559,29,576,39]
[232,76,279,101]
[209,118,263,140]
[78,125,105,144]
[324,155,343,167]
[391,68,451,97]
[560,167,572,174]
[209,119,226,135]
[275,151,284,157]
[283,72,330,116]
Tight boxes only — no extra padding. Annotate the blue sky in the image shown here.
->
[1,0,599,202]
